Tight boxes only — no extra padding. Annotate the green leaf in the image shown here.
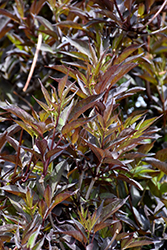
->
[27,225,41,248]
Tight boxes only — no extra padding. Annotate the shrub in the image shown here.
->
[0,0,167,249]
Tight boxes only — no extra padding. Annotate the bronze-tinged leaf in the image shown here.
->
[15,0,24,18]
[66,37,90,58]
[94,219,118,233]
[39,80,52,107]
[38,199,47,218]
[30,0,46,15]
[58,229,84,243]
[0,9,20,22]
[142,157,167,175]
[45,144,69,160]
[44,191,76,219]
[35,15,54,31]
[1,104,35,125]
[156,148,167,162]
[56,21,84,30]
[58,73,68,100]
[44,185,52,207]
[0,154,22,167]
[35,139,47,157]
[125,239,153,249]
[62,116,96,135]
[0,131,7,152]
[114,44,143,65]
[48,65,78,81]
[68,93,104,122]
[0,185,26,197]
[85,141,104,161]
[0,24,13,39]
[100,196,129,222]
[95,63,137,94]
[103,100,113,124]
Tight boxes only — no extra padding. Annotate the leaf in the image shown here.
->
[0,185,26,197]
[35,15,54,31]
[56,21,84,30]
[156,148,167,162]
[58,73,68,100]
[95,63,137,94]
[68,93,104,122]
[114,44,144,64]
[124,239,153,249]
[44,191,76,219]
[0,9,20,22]
[27,225,42,248]
[45,144,69,160]
[1,104,35,125]
[62,116,96,135]
[94,219,118,233]
[0,131,7,151]
[44,185,52,207]
[35,139,47,157]
[66,37,90,58]
[101,197,129,222]
[15,0,24,18]
[142,157,167,175]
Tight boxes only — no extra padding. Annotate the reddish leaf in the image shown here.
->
[35,139,47,157]
[44,191,76,219]
[142,157,167,175]
[68,93,104,122]
[94,219,118,233]
[100,197,129,222]
[35,15,54,31]
[85,141,104,161]
[0,154,22,167]
[45,144,69,160]
[114,44,143,64]
[0,9,20,22]
[62,116,96,135]
[56,21,84,30]
[44,185,52,207]
[0,185,26,197]
[0,131,7,152]
[156,148,167,162]
[95,63,137,94]
[125,239,153,249]
[58,73,68,100]
[30,0,46,15]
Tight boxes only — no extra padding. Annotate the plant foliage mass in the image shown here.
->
[0,0,167,249]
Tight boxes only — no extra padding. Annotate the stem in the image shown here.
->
[23,33,42,92]
[104,229,119,250]
[12,129,23,178]
[140,0,167,31]
[113,0,125,24]
[85,160,102,200]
